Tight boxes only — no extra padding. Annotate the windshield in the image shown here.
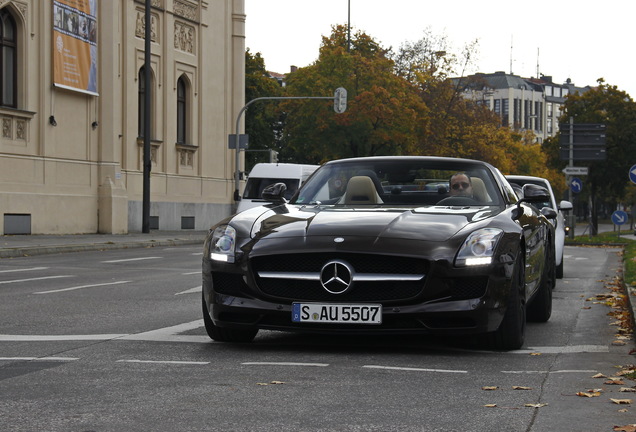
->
[292,159,502,207]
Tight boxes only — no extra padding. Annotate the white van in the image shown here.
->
[237,163,320,213]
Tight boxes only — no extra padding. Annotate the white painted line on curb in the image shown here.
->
[34,280,131,294]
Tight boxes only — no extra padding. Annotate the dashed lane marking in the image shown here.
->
[0,267,48,273]
[33,280,131,295]
[101,257,162,263]
[0,275,73,285]
[363,365,467,373]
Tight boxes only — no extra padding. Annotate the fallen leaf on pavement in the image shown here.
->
[613,424,636,432]
[577,391,602,398]
[606,378,626,385]
[593,373,607,378]
[482,386,498,391]
[484,404,497,408]
[513,386,532,390]
[620,388,636,392]
[611,399,633,405]
[524,403,548,408]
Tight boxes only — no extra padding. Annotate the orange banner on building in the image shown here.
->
[52,0,98,95]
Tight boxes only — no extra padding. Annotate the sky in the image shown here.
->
[245,0,636,98]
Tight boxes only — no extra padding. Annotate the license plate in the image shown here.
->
[292,303,382,324]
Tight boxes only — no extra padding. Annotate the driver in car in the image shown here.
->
[450,173,474,198]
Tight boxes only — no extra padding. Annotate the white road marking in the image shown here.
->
[0,357,79,361]
[118,320,208,343]
[0,275,73,285]
[101,257,162,263]
[33,280,131,295]
[175,286,200,295]
[181,271,200,275]
[0,267,48,273]
[363,365,467,374]
[116,359,209,365]
[502,370,597,374]
[242,362,329,367]
[0,334,126,341]
[515,345,608,354]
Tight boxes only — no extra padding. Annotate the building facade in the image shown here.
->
[0,0,245,234]
[455,72,591,143]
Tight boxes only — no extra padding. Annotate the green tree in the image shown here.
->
[281,25,422,164]
[244,49,284,172]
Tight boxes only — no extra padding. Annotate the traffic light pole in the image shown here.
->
[233,89,347,206]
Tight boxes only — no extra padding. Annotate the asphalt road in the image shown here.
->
[0,244,634,432]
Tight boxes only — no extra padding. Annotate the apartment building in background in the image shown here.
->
[0,0,246,234]
[453,71,592,142]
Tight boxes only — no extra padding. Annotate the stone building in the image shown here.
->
[0,0,245,234]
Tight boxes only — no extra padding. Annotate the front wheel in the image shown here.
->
[490,256,526,350]
[202,294,258,343]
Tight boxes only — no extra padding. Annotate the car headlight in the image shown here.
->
[209,225,237,263]
[455,228,503,266]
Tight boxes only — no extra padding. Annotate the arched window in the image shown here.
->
[176,76,187,144]
[0,9,17,108]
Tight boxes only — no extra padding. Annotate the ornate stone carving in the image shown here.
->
[174,0,198,21]
[174,21,194,53]
[16,119,25,140]
[135,10,158,41]
[2,118,11,138]
[0,1,27,21]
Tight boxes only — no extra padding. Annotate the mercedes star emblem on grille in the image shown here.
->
[320,260,354,294]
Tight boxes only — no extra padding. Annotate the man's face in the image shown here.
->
[450,174,473,197]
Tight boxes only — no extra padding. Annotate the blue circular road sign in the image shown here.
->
[570,177,583,193]
[630,165,636,184]
[612,210,628,226]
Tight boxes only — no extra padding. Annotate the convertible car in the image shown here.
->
[202,156,556,350]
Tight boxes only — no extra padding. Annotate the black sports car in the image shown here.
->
[202,156,556,350]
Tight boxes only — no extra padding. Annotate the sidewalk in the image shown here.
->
[0,230,208,259]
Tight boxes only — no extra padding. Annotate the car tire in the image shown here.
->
[556,257,563,279]
[527,240,554,322]
[490,255,526,350]
[202,295,258,343]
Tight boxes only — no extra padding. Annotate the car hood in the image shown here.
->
[239,205,501,242]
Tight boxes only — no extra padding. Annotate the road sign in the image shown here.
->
[559,123,606,132]
[611,210,628,226]
[228,134,249,149]
[562,167,589,175]
[570,177,583,193]
[559,132,606,145]
[560,147,606,161]
[630,165,636,184]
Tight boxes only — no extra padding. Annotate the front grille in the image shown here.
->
[251,253,427,303]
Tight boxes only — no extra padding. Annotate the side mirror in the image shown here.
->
[261,182,288,204]
[540,207,558,220]
[520,184,550,202]
[558,200,573,212]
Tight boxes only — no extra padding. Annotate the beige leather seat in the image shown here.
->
[343,176,383,205]
[470,177,489,202]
